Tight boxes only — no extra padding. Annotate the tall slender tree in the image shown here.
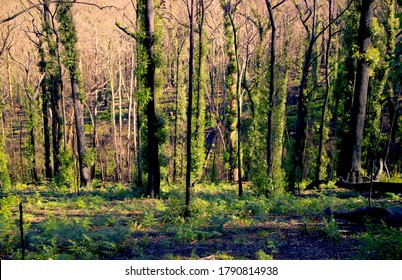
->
[316,0,334,184]
[221,0,239,183]
[43,0,63,177]
[37,26,52,179]
[185,0,195,217]
[345,0,374,183]
[57,2,91,187]
[265,0,276,182]
[140,0,161,198]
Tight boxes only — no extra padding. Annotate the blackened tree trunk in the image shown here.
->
[193,0,206,181]
[265,0,276,181]
[173,50,180,184]
[143,0,161,198]
[38,38,52,179]
[228,6,243,196]
[222,1,238,183]
[346,0,374,183]
[185,0,195,217]
[43,0,63,176]
[316,0,333,183]
[173,34,185,184]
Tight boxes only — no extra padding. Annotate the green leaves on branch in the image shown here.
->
[353,46,381,69]
[57,2,79,80]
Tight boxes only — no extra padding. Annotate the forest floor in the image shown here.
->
[1,182,401,260]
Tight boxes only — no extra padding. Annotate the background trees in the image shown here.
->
[0,0,400,195]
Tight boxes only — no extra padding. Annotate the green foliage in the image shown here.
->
[0,146,11,192]
[0,182,399,260]
[57,3,79,80]
[0,195,20,254]
[53,148,76,190]
[83,148,97,168]
[320,217,342,242]
[256,249,274,260]
[358,224,402,259]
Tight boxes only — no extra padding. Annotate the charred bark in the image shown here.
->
[143,0,161,198]
[345,0,374,183]
[325,206,402,227]
[335,178,402,194]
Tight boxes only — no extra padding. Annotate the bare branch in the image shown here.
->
[0,26,15,56]
[313,0,356,45]
[272,0,287,9]
[1,0,120,25]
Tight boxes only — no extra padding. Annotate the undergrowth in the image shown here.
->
[0,182,400,260]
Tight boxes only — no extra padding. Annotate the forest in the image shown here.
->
[0,0,401,260]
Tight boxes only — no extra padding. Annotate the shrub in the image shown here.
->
[53,149,76,190]
[0,147,11,192]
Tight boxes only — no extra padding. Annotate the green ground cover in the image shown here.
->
[1,182,401,260]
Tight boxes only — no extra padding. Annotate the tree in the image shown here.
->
[265,0,276,182]
[289,0,319,192]
[140,0,161,198]
[36,23,53,179]
[193,0,207,182]
[172,27,186,184]
[57,2,91,187]
[345,0,374,183]
[264,0,288,189]
[289,0,353,191]
[43,0,64,178]
[221,0,240,184]
[316,0,334,184]
[0,32,11,188]
[185,0,196,216]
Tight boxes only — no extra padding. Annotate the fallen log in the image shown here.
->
[325,206,402,227]
[335,178,402,194]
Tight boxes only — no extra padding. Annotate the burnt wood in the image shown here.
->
[335,179,402,194]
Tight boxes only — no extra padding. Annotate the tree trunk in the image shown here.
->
[316,0,333,183]
[118,55,124,180]
[228,7,243,196]
[143,0,161,198]
[185,0,195,217]
[194,0,206,181]
[57,2,90,187]
[135,1,143,187]
[71,80,91,187]
[222,2,238,183]
[265,0,276,182]
[28,99,39,183]
[346,0,374,183]
[109,51,121,182]
[38,42,53,179]
[44,0,63,176]
[173,40,183,184]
